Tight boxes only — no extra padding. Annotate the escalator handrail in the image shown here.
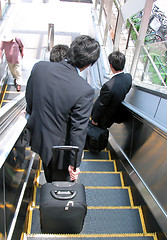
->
[0,92,29,169]
[122,100,167,135]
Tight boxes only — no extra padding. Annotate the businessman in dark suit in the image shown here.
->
[25,35,100,182]
[91,51,132,129]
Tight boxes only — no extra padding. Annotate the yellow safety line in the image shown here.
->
[40,169,121,174]
[26,204,33,234]
[154,232,159,240]
[113,160,118,172]
[0,84,7,107]
[5,91,19,93]
[82,159,113,162]
[119,171,125,187]
[128,186,134,207]
[81,171,121,174]
[27,233,156,238]
[35,158,42,187]
[87,206,139,209]
[108,150,112,160]
[2,99,11,103]
[85,186,129,189]
[108,151,118,172]
[139,206,147,234]
[32,185,37,205]
[34,205,141,211]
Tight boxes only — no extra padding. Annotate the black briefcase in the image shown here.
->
[85,121,109,153]
[40,146,87,234]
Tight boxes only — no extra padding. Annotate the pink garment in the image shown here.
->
[0,38,24,64]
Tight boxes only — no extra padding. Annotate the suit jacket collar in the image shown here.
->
[112,71,124,78]
[60,60,78,74]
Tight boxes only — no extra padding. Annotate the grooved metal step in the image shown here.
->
[79,172,122,187]
[80,160,115,172]
[29,207,145,235]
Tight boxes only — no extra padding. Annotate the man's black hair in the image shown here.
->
[67,35,100,69]
[108,51,125,71]
[50,44,69,62]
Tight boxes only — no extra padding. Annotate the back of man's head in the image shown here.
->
[108,51,125,71]
[67,35,100,69]
[50,44,69,62]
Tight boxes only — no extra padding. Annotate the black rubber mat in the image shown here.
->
[31,209,41,233]
[79,173,122,187]
[86,188,131,206]
[80,161,115,172]
[82,208,143,234]
[84,151,109,160]
[30,208,143,234]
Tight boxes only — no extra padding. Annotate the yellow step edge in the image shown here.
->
[80,171,121,174]
[35,158,42,187]
[82,159,113,162]
[84,149,109,152]
[85,186,129,189]
[119,171,125,187]
[25,233,158,238]
[5,91,19,93]
[2,99,11,102]
[32,205,142,210]
[87,206,141,210]
[32,185,37,205]
[39,170,123,174]
[26,203,33,234]
[139,205,147,234]
[128,186,134,207]
[0,84,7,107]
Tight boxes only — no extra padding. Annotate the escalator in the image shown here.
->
[22,149,158,240]
[0,83,25,107]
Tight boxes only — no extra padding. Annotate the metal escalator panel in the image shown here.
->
[23,149,158,240]
[0,84,25,107]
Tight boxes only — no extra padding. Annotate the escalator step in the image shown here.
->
[84,151,110,160]
[30,207,144,235]
[34,187,131,207]
[80,160,115,172]
[82,208,143,234]
[86,188,131,206]
[4,92,19,100]
[6,85,16,91]
[79,172,122,187]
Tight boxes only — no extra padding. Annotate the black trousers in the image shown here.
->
[43,157,70,183]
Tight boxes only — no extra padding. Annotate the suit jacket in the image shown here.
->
[25,60,94,167]
[91,72,132,128]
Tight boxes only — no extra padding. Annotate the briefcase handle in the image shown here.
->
[50,190,76,200]
[52,145,79,171]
